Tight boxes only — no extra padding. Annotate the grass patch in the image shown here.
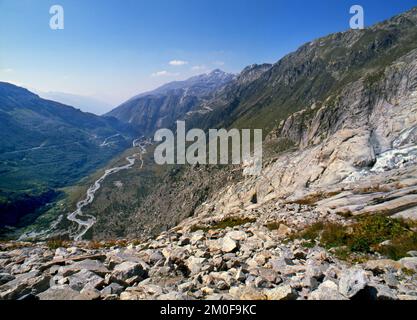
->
[288,190,342,206]
[86,239,129,249]
[46,239,69,250]
[401,268,416,276]
[300,240,316,248]
[348,215,405,253]
[377,233,417,261]
[291,215,417,261]
[191,217,256,232]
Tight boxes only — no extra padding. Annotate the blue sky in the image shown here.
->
[1,0,417,108]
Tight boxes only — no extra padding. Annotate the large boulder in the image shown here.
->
[221,237,238,253]
[264,284,298,300]
[0,273,15,285]
[111,261,147,284]
[185,257,206,275]
[58,259,109,277]
[68,270,104,291]
[38,285,90,300]
[400,257,417,272]
[0,271,50,300]
[310,280,348,300]
[338,268,369,298]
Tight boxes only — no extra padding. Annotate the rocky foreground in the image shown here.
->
[1,205,417,300]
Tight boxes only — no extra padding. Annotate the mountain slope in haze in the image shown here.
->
[35,90,112,115]
[0,82,135,229]
[106,69,234,136]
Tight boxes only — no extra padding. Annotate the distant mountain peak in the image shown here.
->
[106,70,235,135]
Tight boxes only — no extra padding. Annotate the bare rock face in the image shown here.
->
[185,48,417,227]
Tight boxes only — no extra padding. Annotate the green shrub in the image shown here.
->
[46,239,68,250]
[348,215,405,253]
[378,232,417,260]
[191,217,256,232]
[321,223,348,249]
[291,215,417,261]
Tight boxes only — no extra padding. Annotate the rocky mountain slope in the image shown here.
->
[106,69,234,136]
[2,7,417,300]
[186,7,417,135]
[80,6,417,242]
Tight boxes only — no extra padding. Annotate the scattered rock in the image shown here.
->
[101,283,124,296]
[68,270,104,291]
[275,224,292,238]
[80,286,101,300]
[265,285,298,300]
[400,257,417,272]
[186,257,206,275]
[310,280,348,300]
[230,286,267,300]
[0,271,50,300]
[369,284,398,300]
[338,268,369,299]
[0,273,14,285]
[221,237,238,253]
[364,259,402,273]
[111,261,147,284]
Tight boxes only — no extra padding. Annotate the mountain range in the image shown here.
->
[106,69,235,136]
[75,5,417,240]
[1,6,417,242]
[1,5,417,301]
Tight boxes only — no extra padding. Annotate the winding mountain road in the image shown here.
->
[67,139,149,240]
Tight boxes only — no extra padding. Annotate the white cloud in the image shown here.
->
[191,65,208,71]
[169,60,188,66]
[151,70,180,77]
[1,68,14,73]
[212,61,225,66]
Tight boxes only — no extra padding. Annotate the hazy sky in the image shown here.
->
[1,0,417,107]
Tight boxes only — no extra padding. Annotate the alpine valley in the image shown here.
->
[1,6,417,301]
